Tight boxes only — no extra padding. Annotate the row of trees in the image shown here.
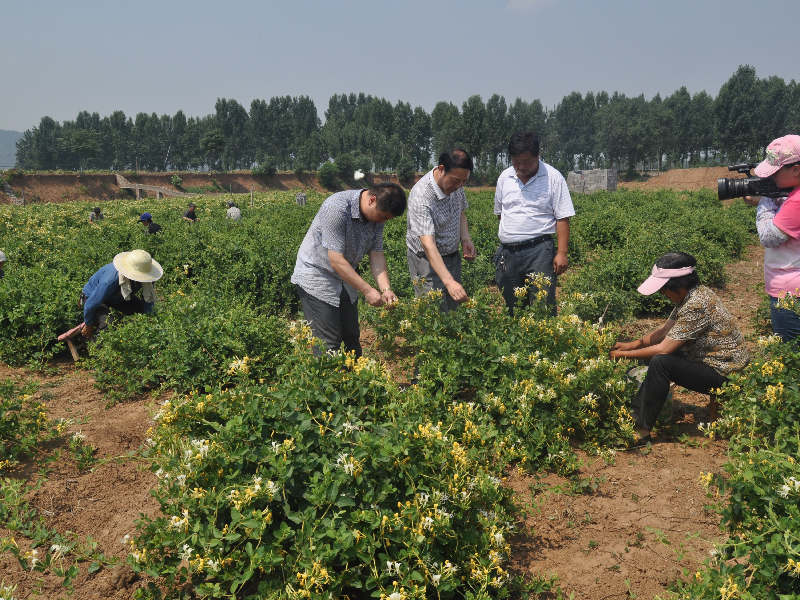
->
[14,65,800,177]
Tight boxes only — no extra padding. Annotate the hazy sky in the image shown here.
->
[3,0,798,132]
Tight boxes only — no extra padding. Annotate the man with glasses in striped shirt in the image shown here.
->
[406,149,477,312]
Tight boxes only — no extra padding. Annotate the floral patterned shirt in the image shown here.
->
[667,286,749,375]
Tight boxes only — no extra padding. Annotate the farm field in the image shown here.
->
[1,188,799,600]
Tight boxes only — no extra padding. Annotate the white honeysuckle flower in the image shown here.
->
[266,481,280,498]
[179,544,193,561]
[431,574,441,586]
[422,516,434,530]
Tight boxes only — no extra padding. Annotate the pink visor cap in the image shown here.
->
[755,135,800,177]
[637,265,695,295]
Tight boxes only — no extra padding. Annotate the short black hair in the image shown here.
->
[227,200,235,207]
[370,183,407,216]
[656,252,701,293]
[188,203,196,208]
[94,207,101,213]
[508,130,540,158]
[438,148,474,174]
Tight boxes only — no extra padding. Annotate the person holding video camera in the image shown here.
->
[744,135,800,342]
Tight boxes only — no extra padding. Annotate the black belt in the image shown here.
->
[502,234,552,251]
[415,249,459,259]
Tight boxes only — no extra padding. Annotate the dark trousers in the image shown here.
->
[407,249,463,313]
[632,352,726,431]
[495,239,556,316]
[770,295,800,343]
[297,286,361,358]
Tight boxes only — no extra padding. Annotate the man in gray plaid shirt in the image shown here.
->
[292,183,407,357]
[406,149,477,312]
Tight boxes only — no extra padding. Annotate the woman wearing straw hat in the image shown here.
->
[610,252,749,442]
[80,250,163,339]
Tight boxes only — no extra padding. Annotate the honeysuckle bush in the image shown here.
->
[562,189,755,322]
[85,289,291,400]
[675,336,800,599]
[129,324,536,600]
[0,193,327,365]
[0,378,68,472]
[367,285,637,471]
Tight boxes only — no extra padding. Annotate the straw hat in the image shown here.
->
[113,250,163,282]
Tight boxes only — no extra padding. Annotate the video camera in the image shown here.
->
[718,163,792,200]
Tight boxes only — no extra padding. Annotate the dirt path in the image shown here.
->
[0,363,159,598]
[0,245,766,599]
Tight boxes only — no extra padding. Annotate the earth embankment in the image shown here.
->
[0,171,419,204]
[617,166,744,192]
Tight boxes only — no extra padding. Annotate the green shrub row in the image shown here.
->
[86,289,291,401]
[675,336,800,600]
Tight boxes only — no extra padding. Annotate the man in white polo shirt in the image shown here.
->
[494,130,575,315]
[406,148,477,312]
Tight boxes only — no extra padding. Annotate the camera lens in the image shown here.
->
[717,177,742,200]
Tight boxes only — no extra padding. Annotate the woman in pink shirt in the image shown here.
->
[746,135,800,342]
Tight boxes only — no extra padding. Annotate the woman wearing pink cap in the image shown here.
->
[610,252,749,441]
[745,134,800,342]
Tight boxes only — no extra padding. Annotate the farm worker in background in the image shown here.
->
[139,212,163,235]
[610,252,749,442]
[494,130,575,316]
[291,183,407,357]
[744,134,800,342]
[406,148,477,312]
[89,207,104,222]
[182,203,197,222]
[80,250,163,339]
[0,250,6,279]
[226,200,242,221]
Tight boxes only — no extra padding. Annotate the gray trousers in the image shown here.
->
[297,286,362,358]
[494,239,557,316]
[407,248,463,313]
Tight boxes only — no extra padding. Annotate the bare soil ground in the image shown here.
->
[617,167,746,193]
[0,362,160,598]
